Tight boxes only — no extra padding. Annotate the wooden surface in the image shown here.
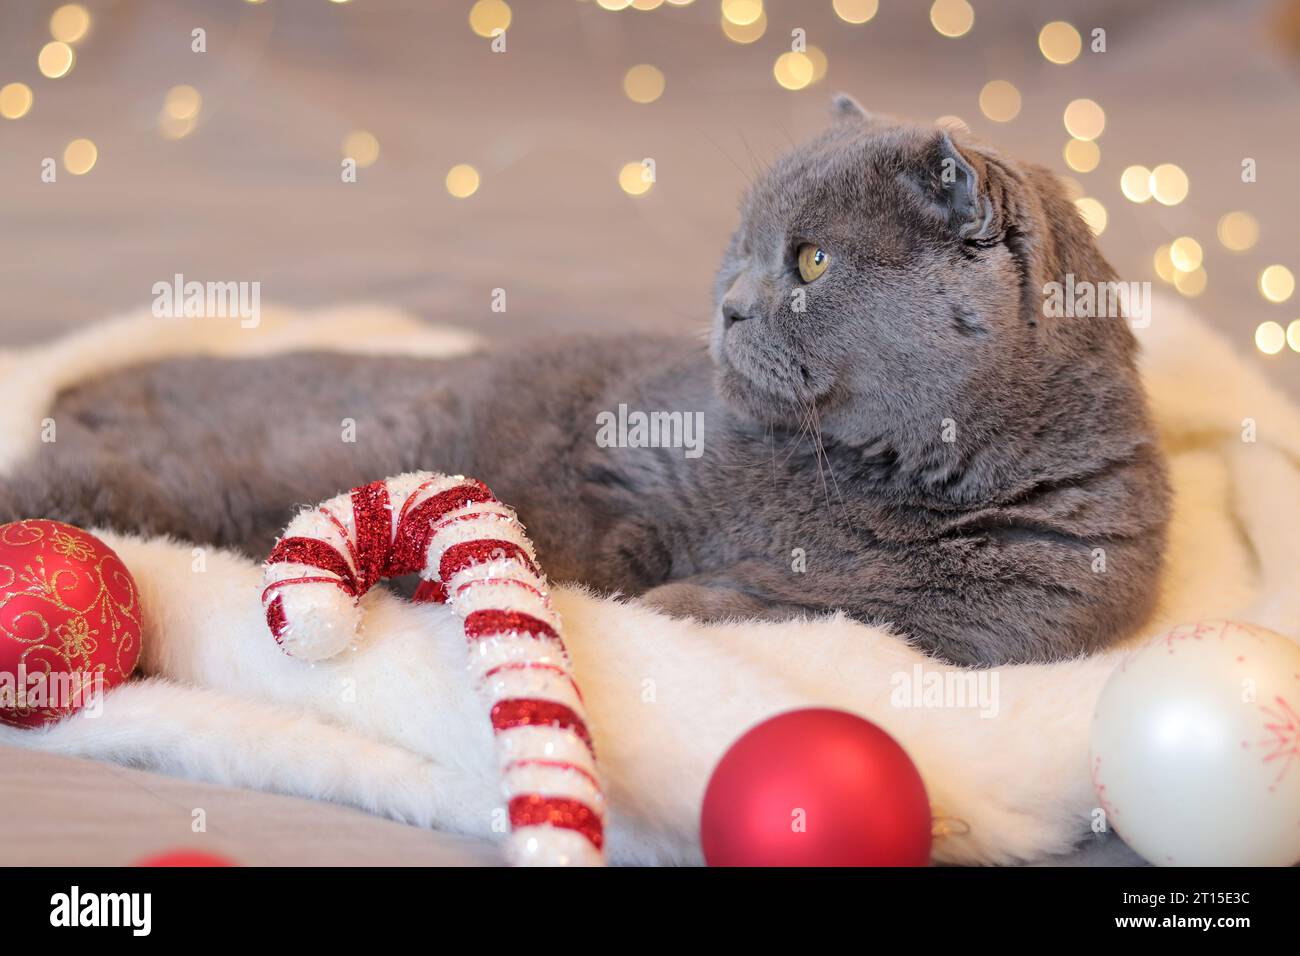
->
[0,745,500,867]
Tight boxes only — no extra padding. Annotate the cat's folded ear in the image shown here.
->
[831,92,874,123]
[904,130,1015,242]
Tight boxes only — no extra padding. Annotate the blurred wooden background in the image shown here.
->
[0,0,1297,397]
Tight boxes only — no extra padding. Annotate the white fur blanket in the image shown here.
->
[2,298,1298,865]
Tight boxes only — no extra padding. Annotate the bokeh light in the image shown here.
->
[773,51,814,91]
[1259,265,1295,303]
[1255,321,1286,355]
[38,41,75,79]
[1149,163,1188,205]
[163,85,202,120]
[833,0,879,25]
[1063,138,1099,173]
[1216,211,1259,252]
[1038,21,1081,64]
[721,8,765,42]
[1169,237,1203,273]
[468,0,511,38]
[930,0,974,38]
[979,80,1021,122]
[446,164,481,198]
[342,130,380,167]
[1288,319,1300,353]
[50,4,91,43]
[1153,245,1176,283]
[0,83,33,120]
[721,0,763,26]
[807,46,829,84]
[1062,98,1104,140]
[935,115,970,133]
[1173,266,1207,298]
[1074,197,1107,236]
[623,64,665,104]
[62,138,97,175]
[619,161,654,196]
[1120,165,1152,203]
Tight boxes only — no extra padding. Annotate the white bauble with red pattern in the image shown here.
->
[1090,620,1300,866]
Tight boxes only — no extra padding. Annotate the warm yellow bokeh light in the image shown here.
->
[1120,165,1152,203]
[979,80,1021,122]
[833,0,879,24]
[721,8,766,42]
[163,85,202,120]
[0,83,33,120]
[38,41,75,79]
[1149,163,1188,205]
[1259,265,1295,303]
[1038,21,1081,64]
[1173,266,1207,298]
[930,0,974,38]
[935,115,970,134]
[1063,138,1099,173]
[1288,319,1300,353]
[468,0,512,38]
[721,0,763,26]
[1216,211,1259,253]
[1074,197,1107,236]
[623,64,665,104]
[342,130,380,167]
[630,0,665,9]
[1255,321,1286,355]
[446,164,481,199]
[619,161,654,197]
[158,114,197,140]
[597,0,632,9]
[50,4,91,43]
[807,46,828,84]
[1169,237,1203,273]
[1153,245,1176,284]
[1062,98,1104,140]
[63,138,97,175]
[773,51,814,91]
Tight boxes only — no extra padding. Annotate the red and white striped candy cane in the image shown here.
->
[261,471,606,866]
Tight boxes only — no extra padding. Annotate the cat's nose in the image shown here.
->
[722,302,751,327]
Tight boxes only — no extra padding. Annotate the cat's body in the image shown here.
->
[1,101,1170,665]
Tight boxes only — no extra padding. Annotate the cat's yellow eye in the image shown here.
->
[797,243,830,283]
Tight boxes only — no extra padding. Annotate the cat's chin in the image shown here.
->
[713,360,809,426]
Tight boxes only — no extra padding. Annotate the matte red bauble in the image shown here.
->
[701,708,932,867]
[0,520,141,728]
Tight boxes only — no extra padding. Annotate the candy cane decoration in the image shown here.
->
[260,471,606,866]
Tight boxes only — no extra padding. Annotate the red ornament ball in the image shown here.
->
[135,849,236,867]
[0,520,141,728]
[701,708,932,867]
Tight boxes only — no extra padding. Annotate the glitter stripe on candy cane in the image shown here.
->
[483,667,583,711]
[501,761,605,810]
[261,470,605,866]
[426,517,536,577]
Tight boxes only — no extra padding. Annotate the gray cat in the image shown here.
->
[2,98,1169,666]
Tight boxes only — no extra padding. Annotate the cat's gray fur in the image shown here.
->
[1,100,1170,666]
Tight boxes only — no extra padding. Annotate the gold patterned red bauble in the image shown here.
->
[0,520,141,728]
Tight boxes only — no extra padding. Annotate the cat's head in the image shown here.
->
[710,95,1134,451]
